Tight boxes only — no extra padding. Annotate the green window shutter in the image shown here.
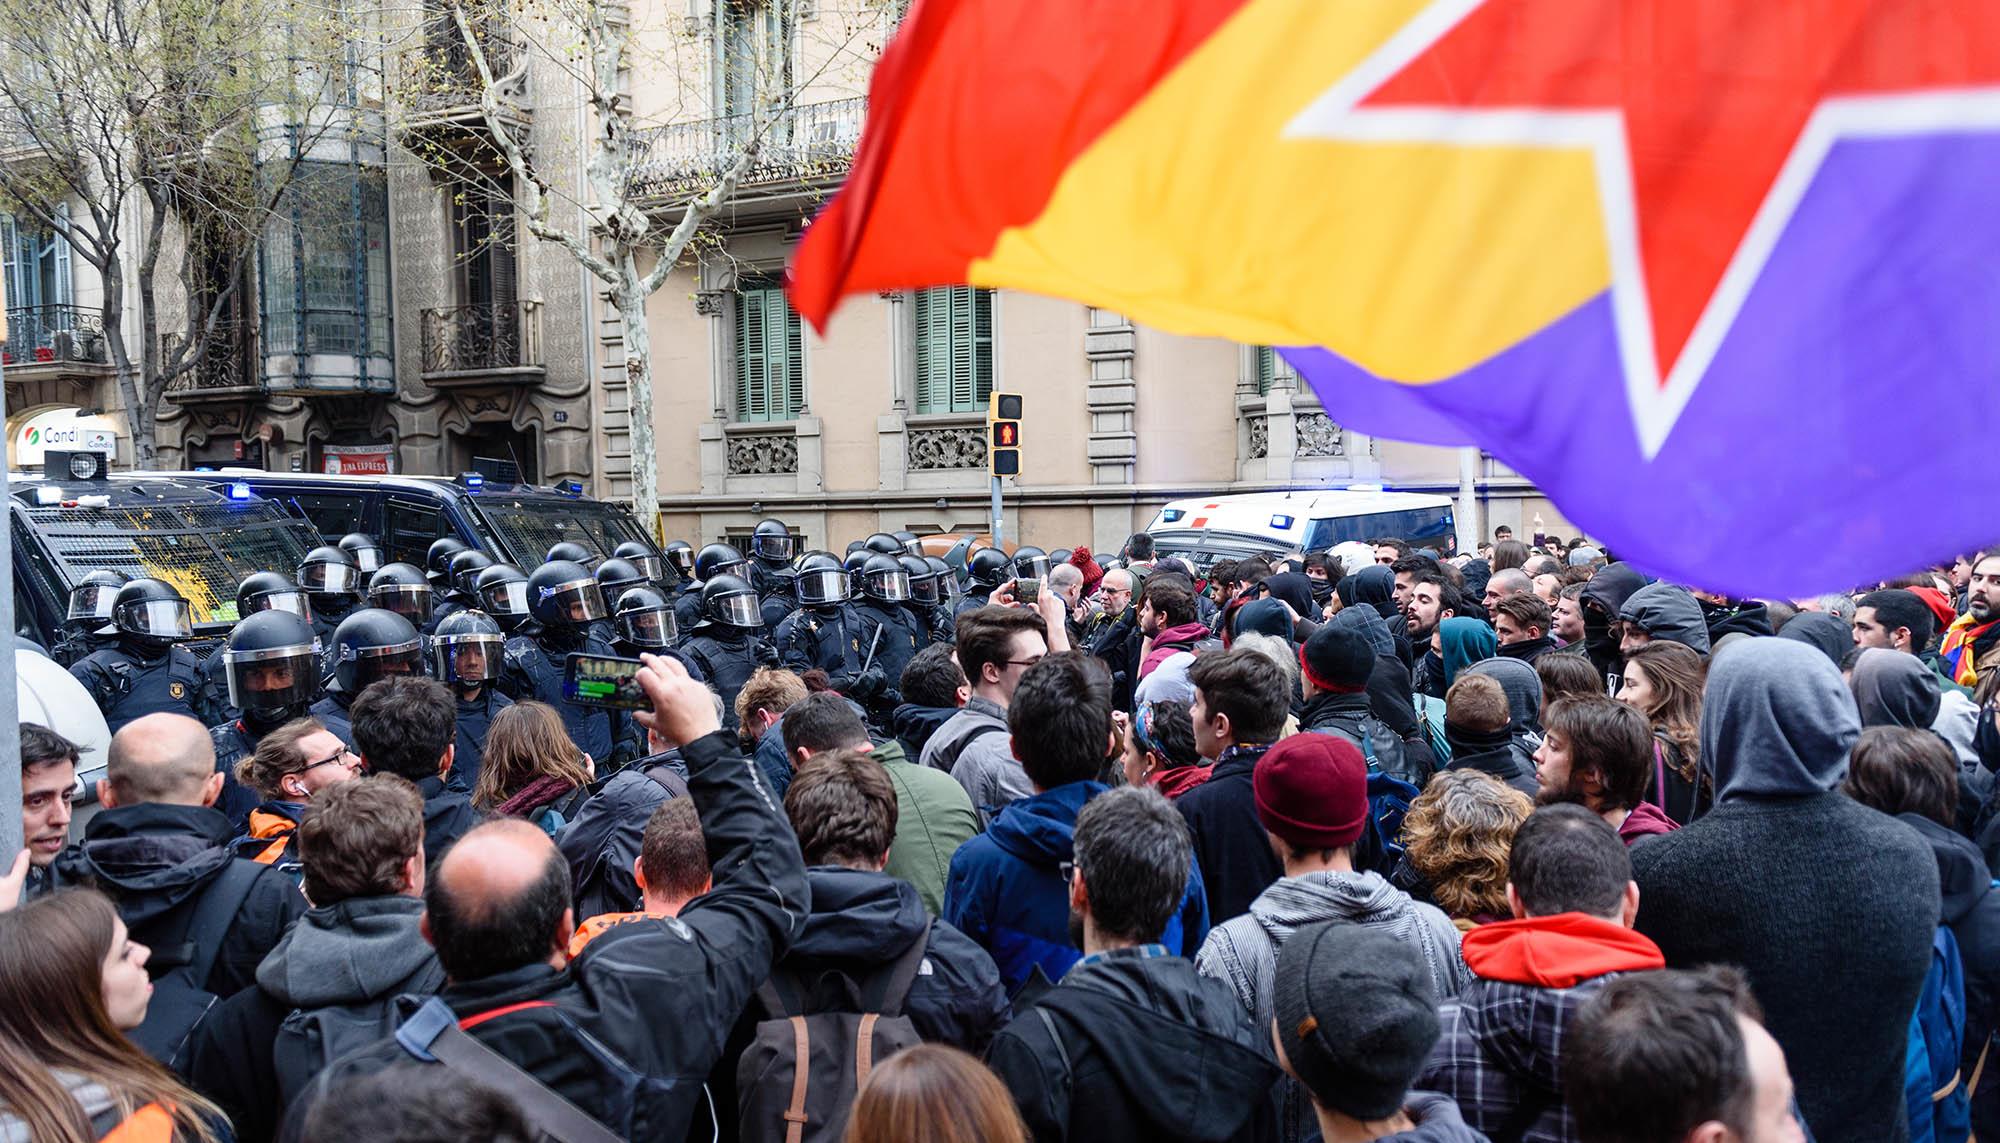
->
[782,287,805,418]
[736,277,803,422]
[1255,346,1277,396]
[736,285,767,422]
[970,287,993,408]
[913,289,943,412]
[914,286,994,413]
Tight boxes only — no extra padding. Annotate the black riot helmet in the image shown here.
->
[1049,549,1073,568]
[298,546,360,597]
[236,571,312,624]
[366,563,433,627]
[700,574,763,631]
[1012,547,1051,580]
[795,553,850,608]
[546,541,597,569]
[926,556,961,607]
[110,578,194,642]
[338,533,384,574]
[426,538,468,585]
[594,558,648,603]
[693,543,749,583]
[222,609,319,723]
[432,608,506,691]
[841,547,871,593]
[750,519,795,565]
[664,540,696,578]
[613,541,666,583]
[864,533,905,557]
[894,530,924,557]
[327,608,424,695]
[66,570,128,625]
[474,563,532,631]
[862,553,911,604]
[966,546,1012,589]
[528,559,606,627]
[448,550,494,597]
[615,586,678,651]
[900,555,939,607]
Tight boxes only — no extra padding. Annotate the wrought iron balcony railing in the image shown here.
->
[627,97,864,200]
[163,320,254,393]
[401,14,526,116]
[421,301,542,376]
[2,304,108,367]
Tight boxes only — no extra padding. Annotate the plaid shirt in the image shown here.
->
[1413,974,1629,1143]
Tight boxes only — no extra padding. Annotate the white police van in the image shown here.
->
[1144,488,1455,572]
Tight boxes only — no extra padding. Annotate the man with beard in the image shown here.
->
[1534,696,1677,845]
[1943,553,2000,690]
[1493,594,1558,664]
[1404,572,1461,700]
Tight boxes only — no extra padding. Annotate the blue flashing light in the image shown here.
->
[1270,514,1295,530]
[193,465,215,472]
[464,473,484,494]
[563,481,584,497]
[1160,508,1184,523]
[227,482,253,501]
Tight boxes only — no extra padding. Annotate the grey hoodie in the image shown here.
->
[1197,871,1468,1143]
[255,894,444,1009]
[1620,584,1712,656]
[1849,646,1942,731]
[1701,637,1859,801]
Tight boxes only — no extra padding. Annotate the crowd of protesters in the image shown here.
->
[8,524,2000,1143]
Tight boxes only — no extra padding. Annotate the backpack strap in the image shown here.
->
[780,1015,812,1143]
[396,997,619,1143]
[642,762,690,800]
[862,921,933,1017]
[167,860,265,990]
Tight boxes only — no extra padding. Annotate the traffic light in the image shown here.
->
[988,392,1021,477]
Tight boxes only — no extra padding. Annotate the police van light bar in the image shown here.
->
[562,481,584,497]
[228,482,253,501]
[1346,482,1385,492]
[1160,509,1184,523]
[1270,514,1294,530]
[460,472,484,493]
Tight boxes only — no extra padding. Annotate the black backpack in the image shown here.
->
[127,861,264,1073]
[736,925,932,1143]
[272,974,443,1106]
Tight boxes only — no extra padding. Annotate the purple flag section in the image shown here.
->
[1286,132,2000,600]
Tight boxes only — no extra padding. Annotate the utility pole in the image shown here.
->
[987,392,1021,548]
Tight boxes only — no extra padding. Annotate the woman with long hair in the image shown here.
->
[0,889,224,1142]
[1397,769,1534,930]
[1615,640,1708,824]
[1114,700,1210,798]
[842,1044,1027,1143]
[472,701,595,833]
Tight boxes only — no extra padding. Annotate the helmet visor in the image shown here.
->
[247,589,315,624]
[347,546,383,574]
[619,607,677,649]
[369,583,434,623]
[300,562,358,594]
[752,533,795,562]
[666,548,695,576]
[351,639,425,689]
[224,645,319,713]
[66,583,119,622]
[910,576,940,606]
[433,633,505,686]
[868,570,912,603]
[631,554,665,581]
[116,599,193,640]
[711,592,763,628]
[1017,556,1052,580]
[903,537,924,557]
[481,579,531,616]
[541,578,608,623]
[796,569,849,606]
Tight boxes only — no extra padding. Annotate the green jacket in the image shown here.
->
[873,739,980,916]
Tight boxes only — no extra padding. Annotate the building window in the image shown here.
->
[913,286,992,414]
[721,0,792,124]
[1254,346,1295,396]
[1,211,72,315]
[735,275,803,422]
[262,162,391,361]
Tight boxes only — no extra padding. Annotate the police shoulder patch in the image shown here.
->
[168,681,187,699]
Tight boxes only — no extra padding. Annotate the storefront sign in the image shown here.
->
[322,444,395,476]
[12,408,119,466]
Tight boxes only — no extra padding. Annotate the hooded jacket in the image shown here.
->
[922,696,1034,826]
[1578,563,1647,685]
[1439,619,1498,691]
[1142,621,1213,680]
[1616,801,1678,845]
[186,895,443,1143]
[1444,723,1539,800]
[1851,647,1944,729]
[890,701,959,761]
[1198,871,1468,1143]
[987,948,1281,1143]
[412,774,480,866]
[873,738,980,917]
[1415,913,1664,1143]
[1465,658,1545,773]
[1631,639,1938,1143]
[1700,598,1773,653]
[52,802,304,1000]
[1901,812,2000,1141]
[1619,585,1712,656]
[558,754,689,922]
[1779,611,1853,668]
[945,781,1209,995]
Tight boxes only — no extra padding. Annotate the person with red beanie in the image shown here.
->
[1195,732,1467,1143]
[1414,804,1668,1142]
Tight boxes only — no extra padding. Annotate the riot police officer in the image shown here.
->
[366,563,434,631]
[663,540,696,581]
[474,563,533,633]
[679,575,777,732]
[200,570,318,723]
[338,533,384,575]
[426,537,467,593]
[433,608,513,791]
[957,546,1012,615]
[70,578,209,733]
[774,553,880,701]
[852,554,926,719]
[504,560,619,763]
[54,570,127,666]
[608,586,704,761]
[1012,546,1053,582]
[614,540,669,586]
[313,608,425,746]
[902,554,954,645]
[894,530,925,557]
[594,558,649,613]
[748,519,798,625]
[674,542,751,636]
[841,548,872,601]
[299,545,362,648]
[864,533,906,558]
[437,549,493,629]
[210,609,321,829]
[926,555,963,616]
[546,540,597,569]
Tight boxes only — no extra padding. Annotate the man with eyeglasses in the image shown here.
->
[921,605,1052,826]
[229,720,362,874]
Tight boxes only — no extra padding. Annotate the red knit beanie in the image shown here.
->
[1070,546,1104,596]
[1253,733,1370,850]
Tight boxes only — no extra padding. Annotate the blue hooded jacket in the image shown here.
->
[944,781,1211,996]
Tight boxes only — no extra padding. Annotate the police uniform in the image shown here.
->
[671,585,705,644]
[450,687,513,792]
[428,597,468,636]
[852,600,926,711]
[209,719,271,831]
[310,693,356,748]
[909,602,954,647]
[954,588,996,617]
[70,645,208,734]
[775,603,869,678]
[678,627,777,733]
[502,624,618,763]
[751,563,796,633]
[50,626,115,669]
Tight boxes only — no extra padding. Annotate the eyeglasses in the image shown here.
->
[1000,656,1044,671]
[301,746,359,775]
[1058,861,1081,885]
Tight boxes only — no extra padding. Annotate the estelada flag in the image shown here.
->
[790,0,2000,598]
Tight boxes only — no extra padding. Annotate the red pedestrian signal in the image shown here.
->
[987,392,1022,477]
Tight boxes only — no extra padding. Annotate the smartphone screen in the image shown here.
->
[562,653,651,711]
[1015,577,1041,604]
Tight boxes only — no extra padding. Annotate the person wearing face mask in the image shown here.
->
[432,608,514,792]
[70,577,211,733]
[298,546,363,651]
[210,609,325,831]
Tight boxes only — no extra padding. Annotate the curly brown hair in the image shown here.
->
[1403,769,1533,922]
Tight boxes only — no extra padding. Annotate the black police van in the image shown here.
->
[170,464,652,571]
[10,456,323,654]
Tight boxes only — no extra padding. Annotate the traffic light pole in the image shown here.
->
[989,475,1004,549]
